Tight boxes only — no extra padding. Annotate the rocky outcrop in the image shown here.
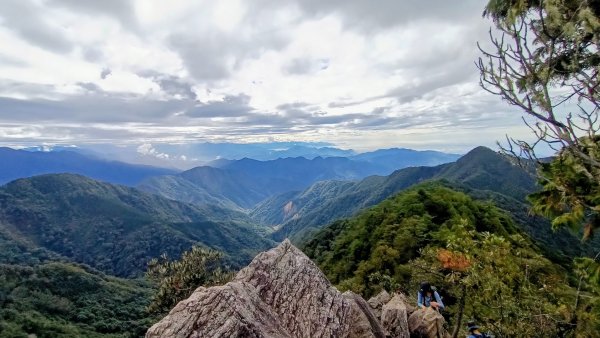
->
[381,294,410,338]
[367,289,391,320]
[146,240,445,338]
[146,240,388,338]
[408,308,451,338]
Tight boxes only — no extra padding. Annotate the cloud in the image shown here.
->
[100,68,112,79]
[137,143,170,159]
[186,93,253,118]
[0,0,73,53]
[0,0,530,153]
[283,58,329,75]
[48,0,138,31]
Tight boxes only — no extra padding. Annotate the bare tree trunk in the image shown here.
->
[451,284,467,338]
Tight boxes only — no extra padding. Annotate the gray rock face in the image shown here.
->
[146,240,387,338]
[367,290,391,320]
[381,294,410,338]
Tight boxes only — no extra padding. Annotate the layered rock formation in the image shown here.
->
[146,240,449,338]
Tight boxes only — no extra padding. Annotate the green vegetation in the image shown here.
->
[0,174,273,277]
[0,174,275,337]
[480,0,600,167]
[146,246,233,314]
[529,138,600,238]
[0,262,154,338]
[265,146,536,242]
[302,182,597,337]
[267,147,599,263]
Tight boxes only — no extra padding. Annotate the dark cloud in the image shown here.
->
[138,71,197,100]
[100,68,112,79]
[77,82,103,92]
[0,0,73,53]
[186,94,253,118]
[168,24,289,81]
[48,0,138,31]
[0,93,188,124]
[283,58,329,75]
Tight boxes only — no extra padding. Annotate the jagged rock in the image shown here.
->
[395,293,417,315]
[367,290,392,319]
[407,308,451,338]
[146,240,386,338]
[381,294,410,338]
[343,291,386,338]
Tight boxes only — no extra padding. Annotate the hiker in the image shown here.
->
[417,281,445,311]
[466,321,487,338]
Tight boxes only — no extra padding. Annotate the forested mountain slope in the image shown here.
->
[260,147,597,262]
[0,174,273,277]
[301,182,593,336]
[260,147,532,239]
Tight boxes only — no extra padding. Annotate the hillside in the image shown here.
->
[0,262,154,337]
[258,146,597,262]
[300,182,588,336]
[302,182,519,295]
[0,147,177,186]
[139,156,381,209]
[0,174,274,277]
[260,147,513,240]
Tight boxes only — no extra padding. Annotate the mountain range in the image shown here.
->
[0,147,177,186]
[251,147,597,263]
[138,150,461,210]
[2,144,599,337]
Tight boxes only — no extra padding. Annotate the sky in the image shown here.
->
[0,0,533,154]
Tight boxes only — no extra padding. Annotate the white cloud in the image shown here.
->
[0,0,530,153]
[137,143,170,159]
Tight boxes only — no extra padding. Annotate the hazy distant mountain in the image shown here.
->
[351,148,461,175]
[0,147,177,186]
[140,156,382,209]
[254,147,597,262]
[148,142,357,162]
[0,174,273,277]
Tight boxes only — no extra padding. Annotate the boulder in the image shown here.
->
[381,294,410,338]
[367,290,392,319]
[407,308,451,338]
[146,240,386,338]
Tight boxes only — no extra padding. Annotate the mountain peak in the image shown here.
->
[147,240,452,338]
[147,240,388,337]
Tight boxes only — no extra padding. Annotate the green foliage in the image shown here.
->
[412,224,571,337]
[145,246,233,314]
[303,182,598,336]
[529,138,600,238]
[573,254,600,336]
[303,182,520,298]
[480,0,600,190]
[0,174,273,277]
[0,262,154,337]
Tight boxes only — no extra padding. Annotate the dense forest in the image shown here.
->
[303,182,599,337]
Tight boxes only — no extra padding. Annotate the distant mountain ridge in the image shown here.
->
[139,149,460,210]
[252,146,598,262]
[0,147,177,186]
[139,156,381,209]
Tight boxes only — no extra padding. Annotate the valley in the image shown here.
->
[0,145,598,337]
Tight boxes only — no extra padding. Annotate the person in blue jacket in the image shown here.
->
[417,281,445,311]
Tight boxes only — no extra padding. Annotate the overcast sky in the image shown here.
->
[0,0,530,153]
